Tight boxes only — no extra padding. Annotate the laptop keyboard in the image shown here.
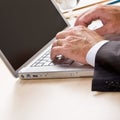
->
[31,50,74,67]
[31,50,54,67]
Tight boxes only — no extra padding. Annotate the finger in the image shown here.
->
[75,5,103,27]
[74,10,91,26]
[56,26,87,39]
[52,38,67,49]
[51,46,65,60]
[56,29,73,39]
[95,25,108,36]
[52,40,58,48]
[75,12,99,27]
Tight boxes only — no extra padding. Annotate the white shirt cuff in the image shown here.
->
[86,40,109,67]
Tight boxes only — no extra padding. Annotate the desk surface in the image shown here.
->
[1,58,120,120]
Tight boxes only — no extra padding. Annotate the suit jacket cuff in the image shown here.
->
[92,41,120,92]
[86,40,109,67]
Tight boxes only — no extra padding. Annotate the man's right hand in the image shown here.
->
[75,5,120,36]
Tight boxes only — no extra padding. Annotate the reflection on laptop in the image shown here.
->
[0,0,93,79]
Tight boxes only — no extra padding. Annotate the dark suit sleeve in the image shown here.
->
[92,41,120,92]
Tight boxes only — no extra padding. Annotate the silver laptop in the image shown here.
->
[0,0,93,79]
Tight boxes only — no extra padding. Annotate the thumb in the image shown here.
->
[95,25,108,36]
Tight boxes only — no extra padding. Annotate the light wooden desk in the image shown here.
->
[1,58,120,120]
[1,1,120,120]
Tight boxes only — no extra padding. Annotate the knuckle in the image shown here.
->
[56,32,61,38]
[96,5,106,12]
[77,25,86,30]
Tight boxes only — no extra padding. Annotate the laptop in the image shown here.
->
[0,0,93,79]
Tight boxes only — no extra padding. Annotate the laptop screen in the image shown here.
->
[0,0,67,70]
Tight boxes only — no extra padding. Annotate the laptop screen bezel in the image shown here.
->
[0,0,70,77]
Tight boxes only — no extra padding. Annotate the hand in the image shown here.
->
[75,5,120,36]
[51,26,103,64]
